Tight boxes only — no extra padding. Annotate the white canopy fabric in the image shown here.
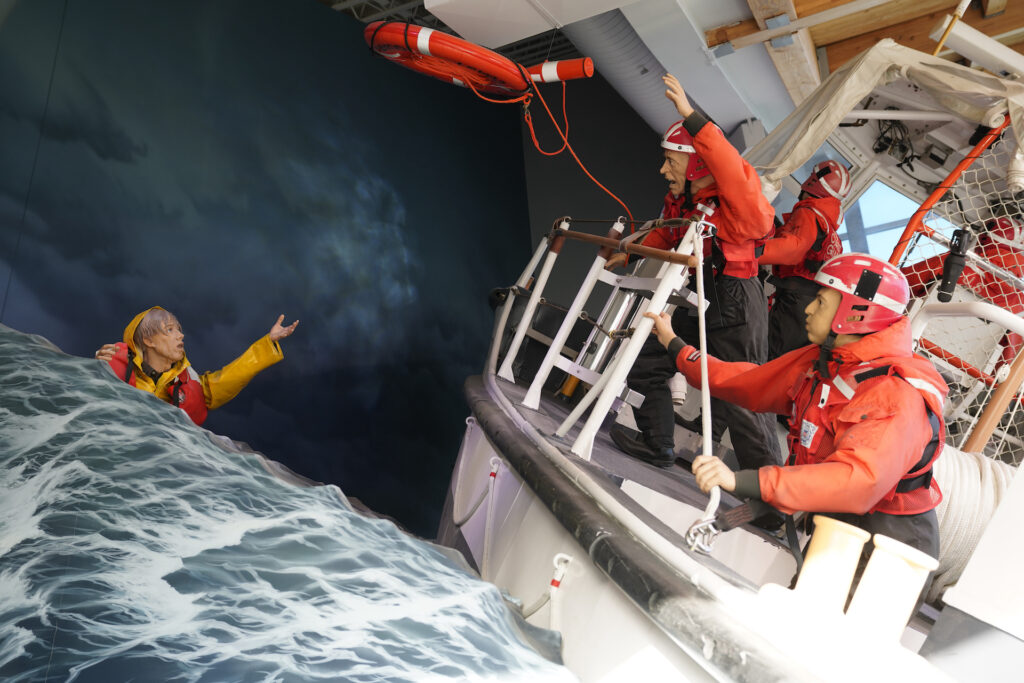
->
[746,39,1024,198]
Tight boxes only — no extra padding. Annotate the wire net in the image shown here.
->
[893,130,1024,467]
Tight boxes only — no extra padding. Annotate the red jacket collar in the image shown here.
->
[832,317,913,364]
[662,183,719,219]
[826,318,947,398]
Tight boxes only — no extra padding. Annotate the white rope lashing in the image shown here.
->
[684,207,722,553]
[927,445,1015,603]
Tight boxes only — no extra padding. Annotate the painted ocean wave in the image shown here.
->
[0,325,573,682]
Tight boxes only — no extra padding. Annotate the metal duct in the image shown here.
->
[562,10,680,135]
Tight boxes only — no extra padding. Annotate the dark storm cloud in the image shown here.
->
[0,0,529,536]
[42,68,148,163]
[0,4,423,371]
[0,47,145,163]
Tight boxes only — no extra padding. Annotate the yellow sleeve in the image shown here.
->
[200,335,284,410]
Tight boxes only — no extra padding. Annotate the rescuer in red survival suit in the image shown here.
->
[761,160,850,360]
[94,307,298,425]
[606,73,781,472]
[646,254,946,581]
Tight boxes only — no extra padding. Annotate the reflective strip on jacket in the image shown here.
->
[672,318,947,516]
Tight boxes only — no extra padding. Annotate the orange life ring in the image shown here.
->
[365,21,529,96]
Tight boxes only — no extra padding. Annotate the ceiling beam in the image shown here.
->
[745,0,820,105]
[708,2,967,51]
[825,2,1024,72]
[982,0,1007,18]
[707,0,892,49]
[708,0,892,51]
[807,0,957,47]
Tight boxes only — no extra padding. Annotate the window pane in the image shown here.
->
[838,180,955,262]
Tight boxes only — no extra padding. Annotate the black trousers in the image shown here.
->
[627,273,782,469]
[768,276,820,360]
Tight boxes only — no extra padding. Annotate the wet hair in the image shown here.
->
[133,309,180,352]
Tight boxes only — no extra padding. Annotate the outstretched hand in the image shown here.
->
[269,314,299,342]
[642,311,676,349]
[692,454,736,493]
[663,73,694,119]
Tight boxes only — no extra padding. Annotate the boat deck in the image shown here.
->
[492,376,789,555]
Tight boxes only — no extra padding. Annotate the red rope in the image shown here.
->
[524,82,568,156]
[459,68,531,105]
[523,73,634,226]
[460,61,635,227]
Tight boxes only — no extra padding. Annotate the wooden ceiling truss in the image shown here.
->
[707,0,1024,104]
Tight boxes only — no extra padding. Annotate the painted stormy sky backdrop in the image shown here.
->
[0,0,530,536]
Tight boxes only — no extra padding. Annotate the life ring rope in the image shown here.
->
[366,21,634,226]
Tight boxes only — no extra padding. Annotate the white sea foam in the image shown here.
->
[0,325,574,682]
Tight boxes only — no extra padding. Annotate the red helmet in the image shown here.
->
[814,253,910,334]
[801,160,851,200]
[662,120,710,180]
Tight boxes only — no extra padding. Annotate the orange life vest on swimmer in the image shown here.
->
[662,193,769,279]
[786,358,944,515]
[775,197,843,282]
[108,342,209,425]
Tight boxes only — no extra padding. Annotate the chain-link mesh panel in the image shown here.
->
[893,130,1024,467]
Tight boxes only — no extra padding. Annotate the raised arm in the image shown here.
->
[663,74,772,244]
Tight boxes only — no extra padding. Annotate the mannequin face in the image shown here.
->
[804,287,842,345]
[660,150,689,197]
[142,318,185,370]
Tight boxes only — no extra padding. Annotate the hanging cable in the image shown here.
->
[519,65,635,227]
[453,457,501,527]
[1,0,70,323]
[459,59,635,228]
[522,82,569,157]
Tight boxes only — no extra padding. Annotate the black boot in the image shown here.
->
[610,424,675,468]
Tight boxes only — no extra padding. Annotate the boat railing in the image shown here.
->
[493,209,716,462]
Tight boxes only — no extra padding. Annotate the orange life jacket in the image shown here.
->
[786,356,944,515]
[775,197,842,281]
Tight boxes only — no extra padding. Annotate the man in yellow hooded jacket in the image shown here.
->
[94,307,298,425]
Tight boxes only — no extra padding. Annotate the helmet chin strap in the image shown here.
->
[815,331,838,379]
[683,178,694,209]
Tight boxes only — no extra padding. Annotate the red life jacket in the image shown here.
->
[108,342,209,425]
[775,198,842,281]
[662,192,769,279]
[785,357,944,515]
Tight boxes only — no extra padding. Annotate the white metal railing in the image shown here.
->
[493,207,717,461]
[522,218,627,409]
[564,207,714,460]
[497,220,567,382]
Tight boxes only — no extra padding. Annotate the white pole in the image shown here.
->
[523,220,626,409]
[497,222,568,382]
[570,218,702,459]
[693,218,722,522]
[489,234,551,374]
